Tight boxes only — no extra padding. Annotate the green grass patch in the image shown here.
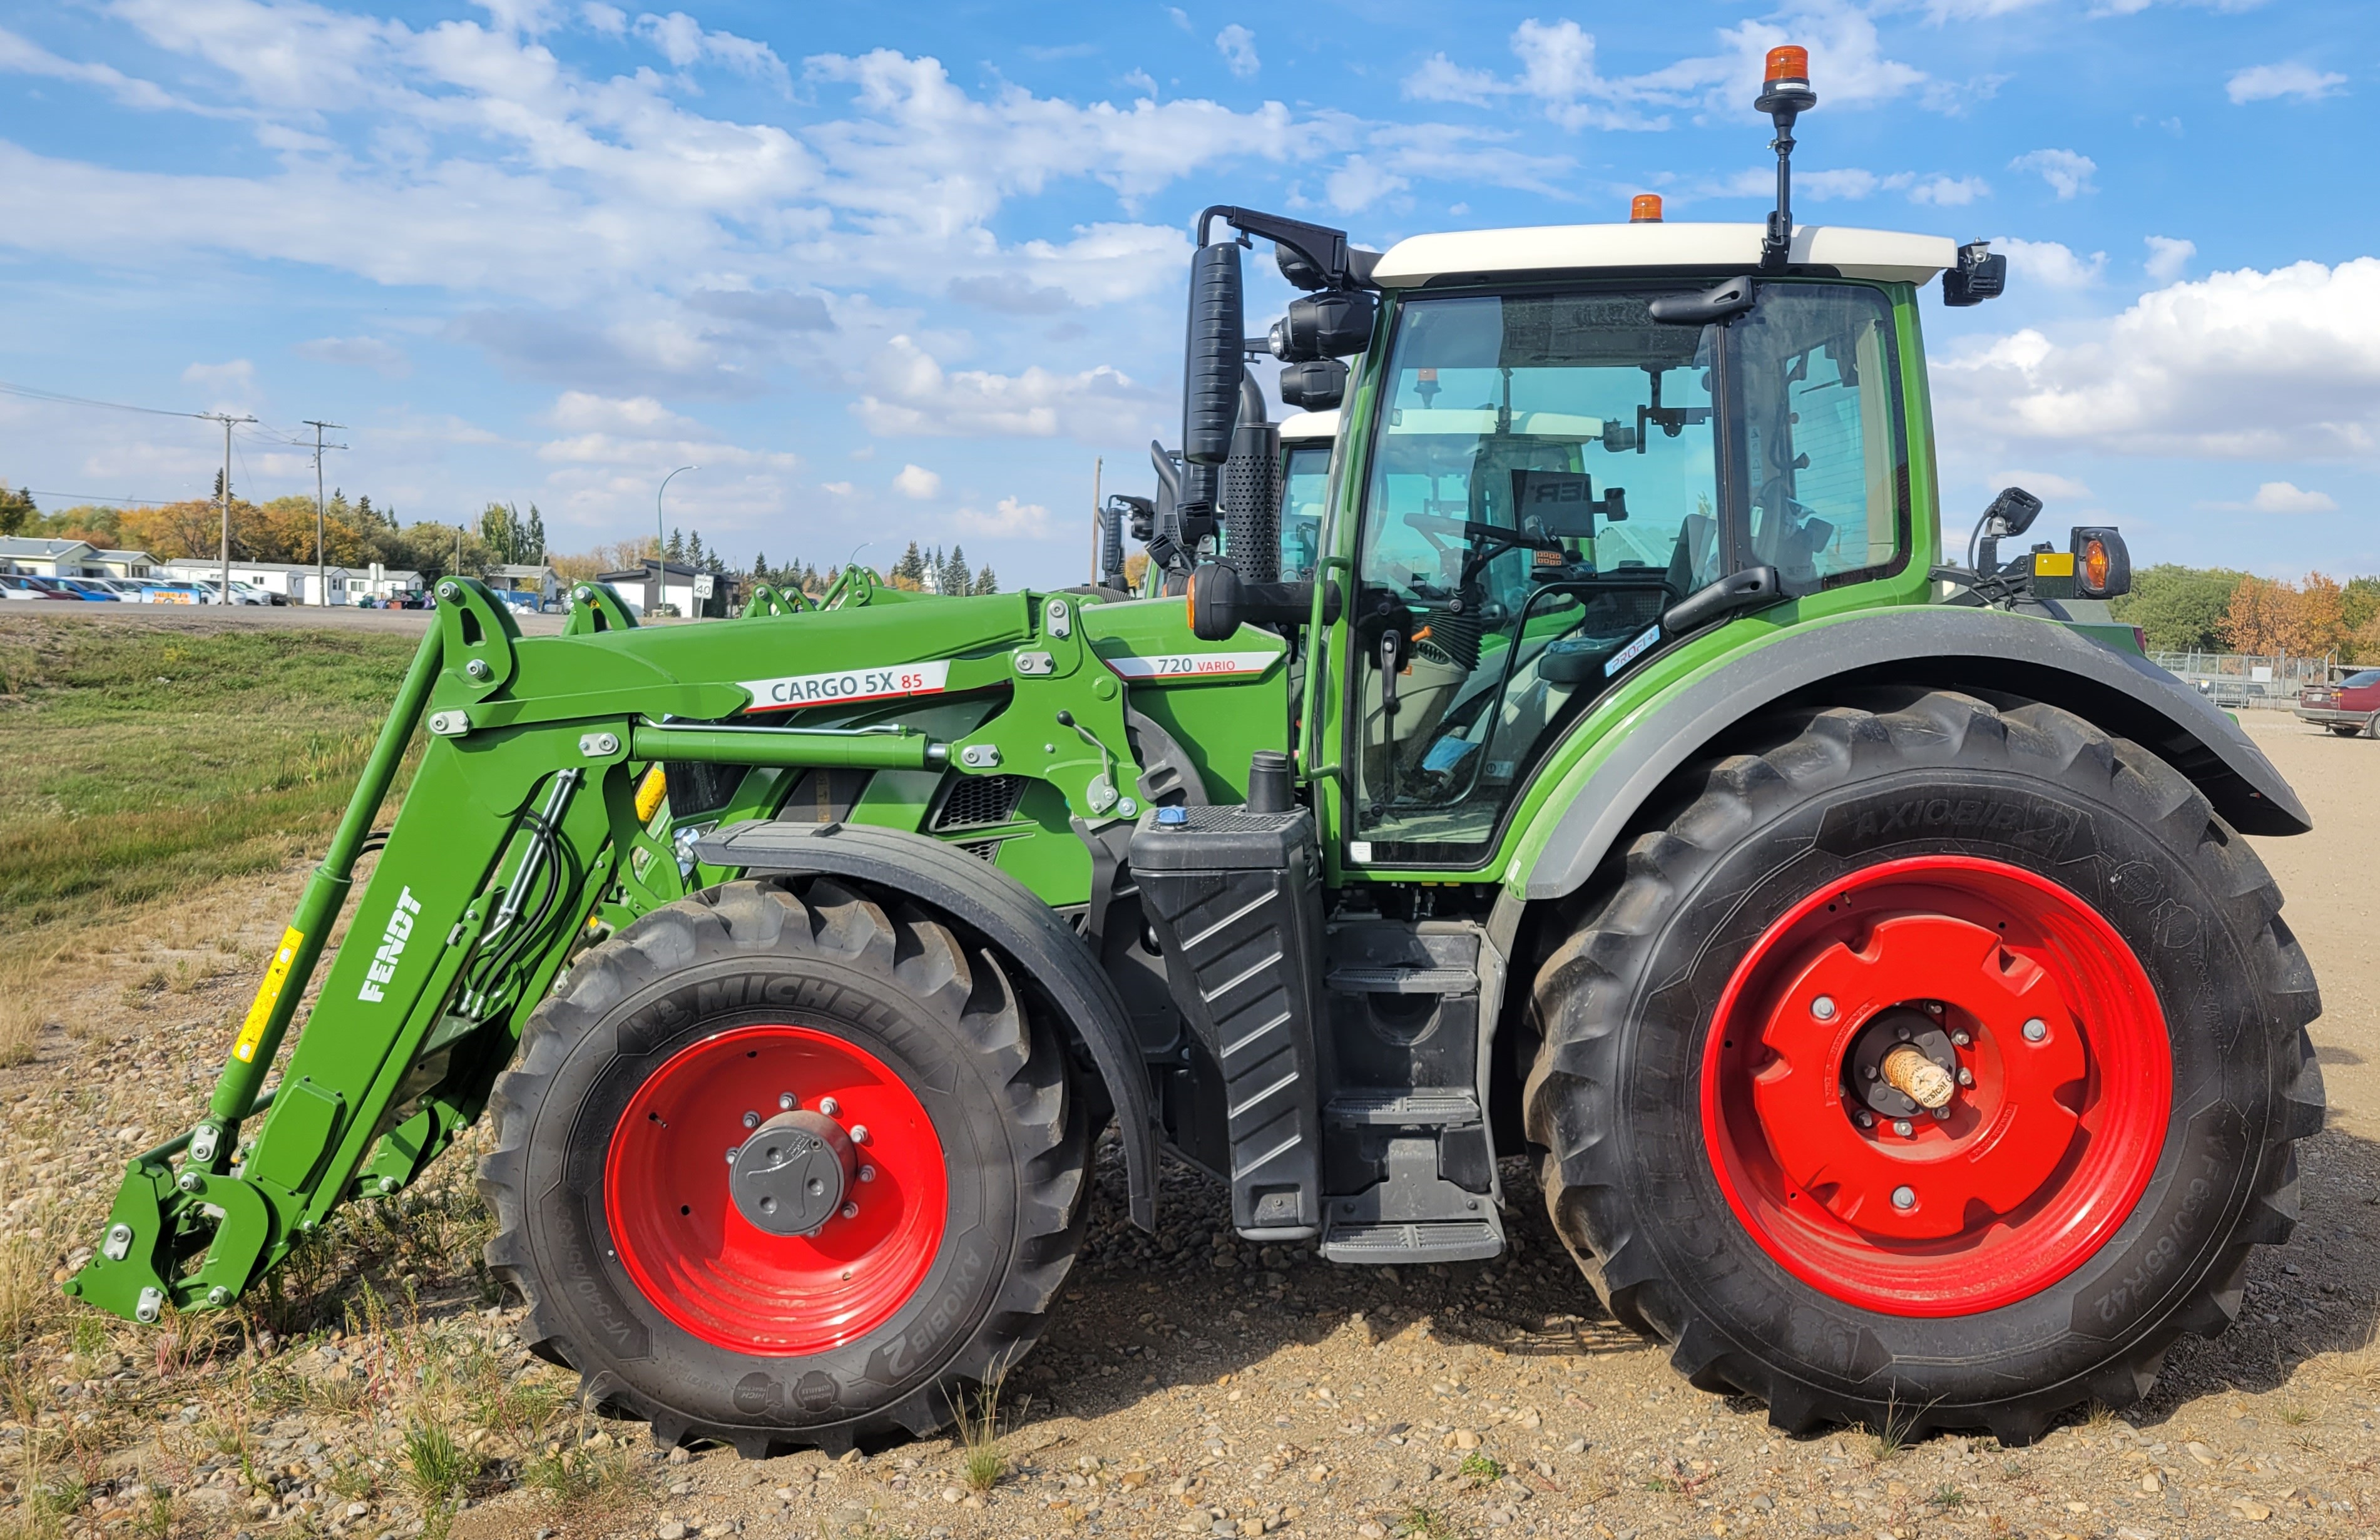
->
[0,617,421,936]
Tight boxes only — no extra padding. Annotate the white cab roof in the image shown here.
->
[1371,223,1958,288]
[1278,408,1339,442]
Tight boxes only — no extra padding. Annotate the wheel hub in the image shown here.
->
[1700,855,2172,1316]
[731,1110,856,1237]
[604,1024,946,1355]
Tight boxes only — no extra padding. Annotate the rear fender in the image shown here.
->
[1518,606,2310,905]
[692,820,1159,1230]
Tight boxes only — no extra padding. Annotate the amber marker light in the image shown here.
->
[1764,45,1809,84]
[1630,193,1664,223]
[2081,536,2111,594]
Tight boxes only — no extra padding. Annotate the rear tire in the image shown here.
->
[479,877,1087,1454]
[1523,690,2322,1444]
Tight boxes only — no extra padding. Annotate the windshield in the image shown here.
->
[1280,442,1329,583]
[1348,281,1907,865]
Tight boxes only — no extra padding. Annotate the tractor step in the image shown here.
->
[1325,1089,1481,1125]
[1322,1216,1504,1264]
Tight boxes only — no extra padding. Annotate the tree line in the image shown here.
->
[4,481,999,598]
[2113,566,2380,660]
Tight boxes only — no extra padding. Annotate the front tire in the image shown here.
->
[479,877,1087,1455]
[1523,690,2322,1443]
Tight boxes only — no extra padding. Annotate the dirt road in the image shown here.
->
[2,706,2372,1540]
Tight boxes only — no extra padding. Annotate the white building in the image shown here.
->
[164,559,354,605]
[486,564,561,607]
[595,559,720,618]
[355,566,425,602]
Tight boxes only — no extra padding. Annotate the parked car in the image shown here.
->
[191,579,272,606]
[2295,668,2380,737]
[0,573,75,601]
[53,578,124,601]
[21,575,105,601]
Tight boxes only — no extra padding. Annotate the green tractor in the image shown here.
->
[75,48,2320,1451]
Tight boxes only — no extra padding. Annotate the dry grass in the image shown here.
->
[0,947,54,1068]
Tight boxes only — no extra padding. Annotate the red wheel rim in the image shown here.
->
[605,1025,947,1355]
[1700,855,2170,1316]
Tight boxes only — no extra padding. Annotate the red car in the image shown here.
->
[2295,667,2380,737]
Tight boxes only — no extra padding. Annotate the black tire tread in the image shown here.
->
[1523,689,2323,1444]
[478,875,1088,1454]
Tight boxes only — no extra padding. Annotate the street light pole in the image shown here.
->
[658,464,697,616]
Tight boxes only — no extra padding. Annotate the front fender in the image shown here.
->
[1519,606,2309,903]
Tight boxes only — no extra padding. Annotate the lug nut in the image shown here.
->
[1951,1029,1971,1047]
[1854,1111,1876,1129]
[840,1202,859,1220]
[742,1111,760,1130]
[1891,1185,1916,1211]
[1925,1001,1944,1016]
[1931,1107,1950,1121]
[1862,1065,1879,1080]
[859,1165,877,1183]
[779,1092,798,1111]
[725,1148,738,1164]
[1957,1067,1974,1088]
[1894,1024,1911,1041]
[1892,1119,1914,1138]
[2022,1017,2048,1043]
[849,1124,870,1145]
[819,1097,841,1117]
[1810,996,1837,1021]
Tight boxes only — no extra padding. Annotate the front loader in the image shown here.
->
[76,46,2323,1451]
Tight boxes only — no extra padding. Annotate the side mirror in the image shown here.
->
[1943,240,2006,307]
[1183,243,1246,466]
[1279,359,1347,411]
[2071,526,2131,598]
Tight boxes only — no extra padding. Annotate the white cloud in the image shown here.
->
[2227,63,2347,105]
[1402,11,1938,135]
[181,359,257,396]
[1995,237,2107,288]
[2227,482,2339,513]
[2010,148,2097,199]
[1215,24,1258,79]
[0,24,198,111]
[892,463,942,499]
[1935,258,2380,459]
[544,391,711,437]
[1908,175,1988,207]
[581,4,626,35]
[1988,470,2094,502]
[852,335,1152,442]
[958,496,1053,539]
[2143,235,2195,282]
[1325,155,1409,213]
[632,9,789,90]
[294,335,412,379]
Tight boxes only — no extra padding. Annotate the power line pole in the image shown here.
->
[304,420,347,607]
[200,413,257,606]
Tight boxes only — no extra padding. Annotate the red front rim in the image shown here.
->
[605,1025,948,1355]
[1700,855,2170,1316]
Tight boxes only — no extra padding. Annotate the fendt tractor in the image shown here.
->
[74,48,2321,1450]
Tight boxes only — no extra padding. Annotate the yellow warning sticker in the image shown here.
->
[2033,551,2076,577]
[232,927,304,1064]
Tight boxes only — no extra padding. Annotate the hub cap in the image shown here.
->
[1700,856,2170,1315]
[606,1024,947,1355]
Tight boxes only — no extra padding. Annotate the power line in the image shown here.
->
[0,379,213,421]
[18,489,193,507]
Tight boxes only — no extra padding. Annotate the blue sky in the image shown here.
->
[0,0,2371,586]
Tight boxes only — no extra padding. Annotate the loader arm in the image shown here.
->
[66,576,1281,1323]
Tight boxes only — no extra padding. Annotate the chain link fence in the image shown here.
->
[2148,651,2334,709]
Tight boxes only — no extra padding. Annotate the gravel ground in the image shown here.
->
[1,713,2373,1540]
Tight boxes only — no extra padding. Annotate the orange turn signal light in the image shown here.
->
[1764,45,1809,84]
[2081,537,2110,594]
[1630,193,1663,223]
